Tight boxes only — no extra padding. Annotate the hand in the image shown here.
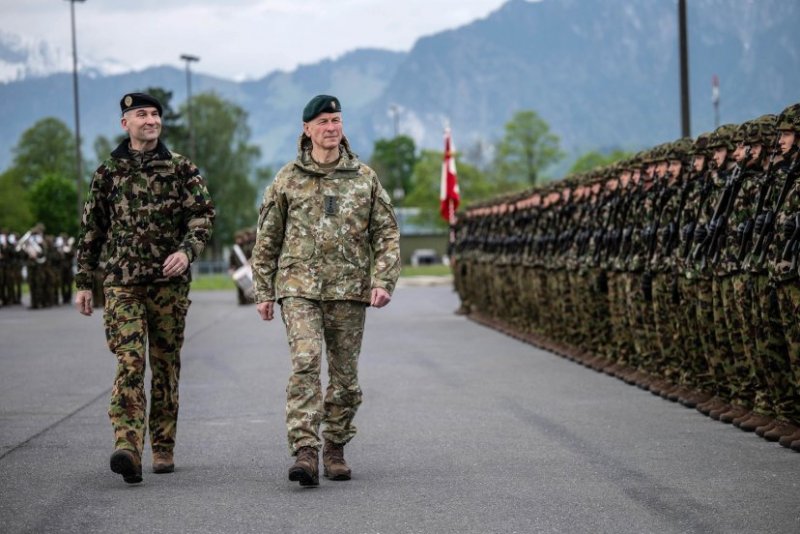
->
[693,225,708,244]
[75,290,93,316]
[754,213,766,236]
[782,218,796,241]
[163,251,189,277]
[257,301,274,321]
[370,287,391,308]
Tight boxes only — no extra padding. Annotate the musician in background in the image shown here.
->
[228,229,254,305]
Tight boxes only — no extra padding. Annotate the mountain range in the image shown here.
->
[1,0,798,173]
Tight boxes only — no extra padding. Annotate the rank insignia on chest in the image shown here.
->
[324,195,337,216]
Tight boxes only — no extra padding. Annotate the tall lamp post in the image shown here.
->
[180,54,200,159]
[678,0,691,137]
[66,0,86,220]
[389,104,400,138]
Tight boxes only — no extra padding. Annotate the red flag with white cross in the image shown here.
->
[439,127,460,223]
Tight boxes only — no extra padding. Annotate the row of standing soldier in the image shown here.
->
[0,225,79,309]
[452,102,800,452]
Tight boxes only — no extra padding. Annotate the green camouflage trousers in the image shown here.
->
[104,283,190,456]
[280,297,366,454]
[772,281,800,423]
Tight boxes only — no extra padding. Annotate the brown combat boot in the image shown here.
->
[719,404,750,424]
[323,441,352,481]
[763,420,799,442]
[288,446,319,486]
[778,428,800,448]
[152,450,174,474]
[109,449,142,484]
[738,413,773,432]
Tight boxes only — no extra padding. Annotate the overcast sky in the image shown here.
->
[1,0,512,80]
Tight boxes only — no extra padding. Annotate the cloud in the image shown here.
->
[1,0,508,80]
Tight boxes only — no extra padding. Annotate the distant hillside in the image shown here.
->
[0,0,798,173]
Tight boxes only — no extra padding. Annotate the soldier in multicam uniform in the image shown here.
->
[74,92,215,484]
[252,95,400,486]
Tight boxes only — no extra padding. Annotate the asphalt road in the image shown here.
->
[1,284,798,534]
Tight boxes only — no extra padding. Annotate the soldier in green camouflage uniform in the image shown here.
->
[759,104,800,446]
[75,92,215,484]
[252,95,400,486]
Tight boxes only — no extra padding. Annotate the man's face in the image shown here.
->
[692,154,706,173]
[121,107,161,146]
[303,112,343,151]
[732,143,747,163]
[655,161,669,178]
[712,147,728,169]
[668,160,682,180]
[778,130,796,154]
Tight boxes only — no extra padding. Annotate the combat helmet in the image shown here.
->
[690,132,712,156]
[777,103,800,132]
[745,114,778,146]
[666,137,693,162]
[707,123,737,151]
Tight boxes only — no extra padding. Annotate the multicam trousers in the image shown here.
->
[280,297,366,454]
[104,283,190,456]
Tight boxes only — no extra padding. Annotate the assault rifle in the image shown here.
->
[737,141,784,263]
[681,175,713,260]
[662,171,692,258]
[753,151,800,265]
[781,212,800,273]
[695,147,751,269]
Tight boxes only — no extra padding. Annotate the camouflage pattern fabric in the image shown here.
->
[252,135,400,304]
[75,139,215,290]
[280,297,366,454]
[104,283,190,456]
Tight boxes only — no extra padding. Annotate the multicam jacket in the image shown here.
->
[252,135,400,303]
[75,139,215,289]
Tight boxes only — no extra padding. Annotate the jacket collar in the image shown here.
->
[111,138,172,161]
[294,134,360,175]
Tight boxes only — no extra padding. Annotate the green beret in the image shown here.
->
[303,95,341,122]
[120,92,163,116]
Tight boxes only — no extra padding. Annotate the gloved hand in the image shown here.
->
[782,218,796,241]
[694,225,708,244]
[754,213,766,236]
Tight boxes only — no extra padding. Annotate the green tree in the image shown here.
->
[404,149,495,229]
[369,135,417,203]
[0,168,33,232]
[184,92,259,254]
[569,149,633,174]
[493,110,563,187]
[11,117,77,188]
[28,173,79,236]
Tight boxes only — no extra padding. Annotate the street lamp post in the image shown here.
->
[678,0,691,137]
[180,54,200,159]
[389,104,399,138]
[66,0,86,220]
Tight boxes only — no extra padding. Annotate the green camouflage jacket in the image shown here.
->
[75,139,215,289]
[252,135,400,303]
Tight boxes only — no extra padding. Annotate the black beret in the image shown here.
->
[302,94,341,122]
[120,92,163,116]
